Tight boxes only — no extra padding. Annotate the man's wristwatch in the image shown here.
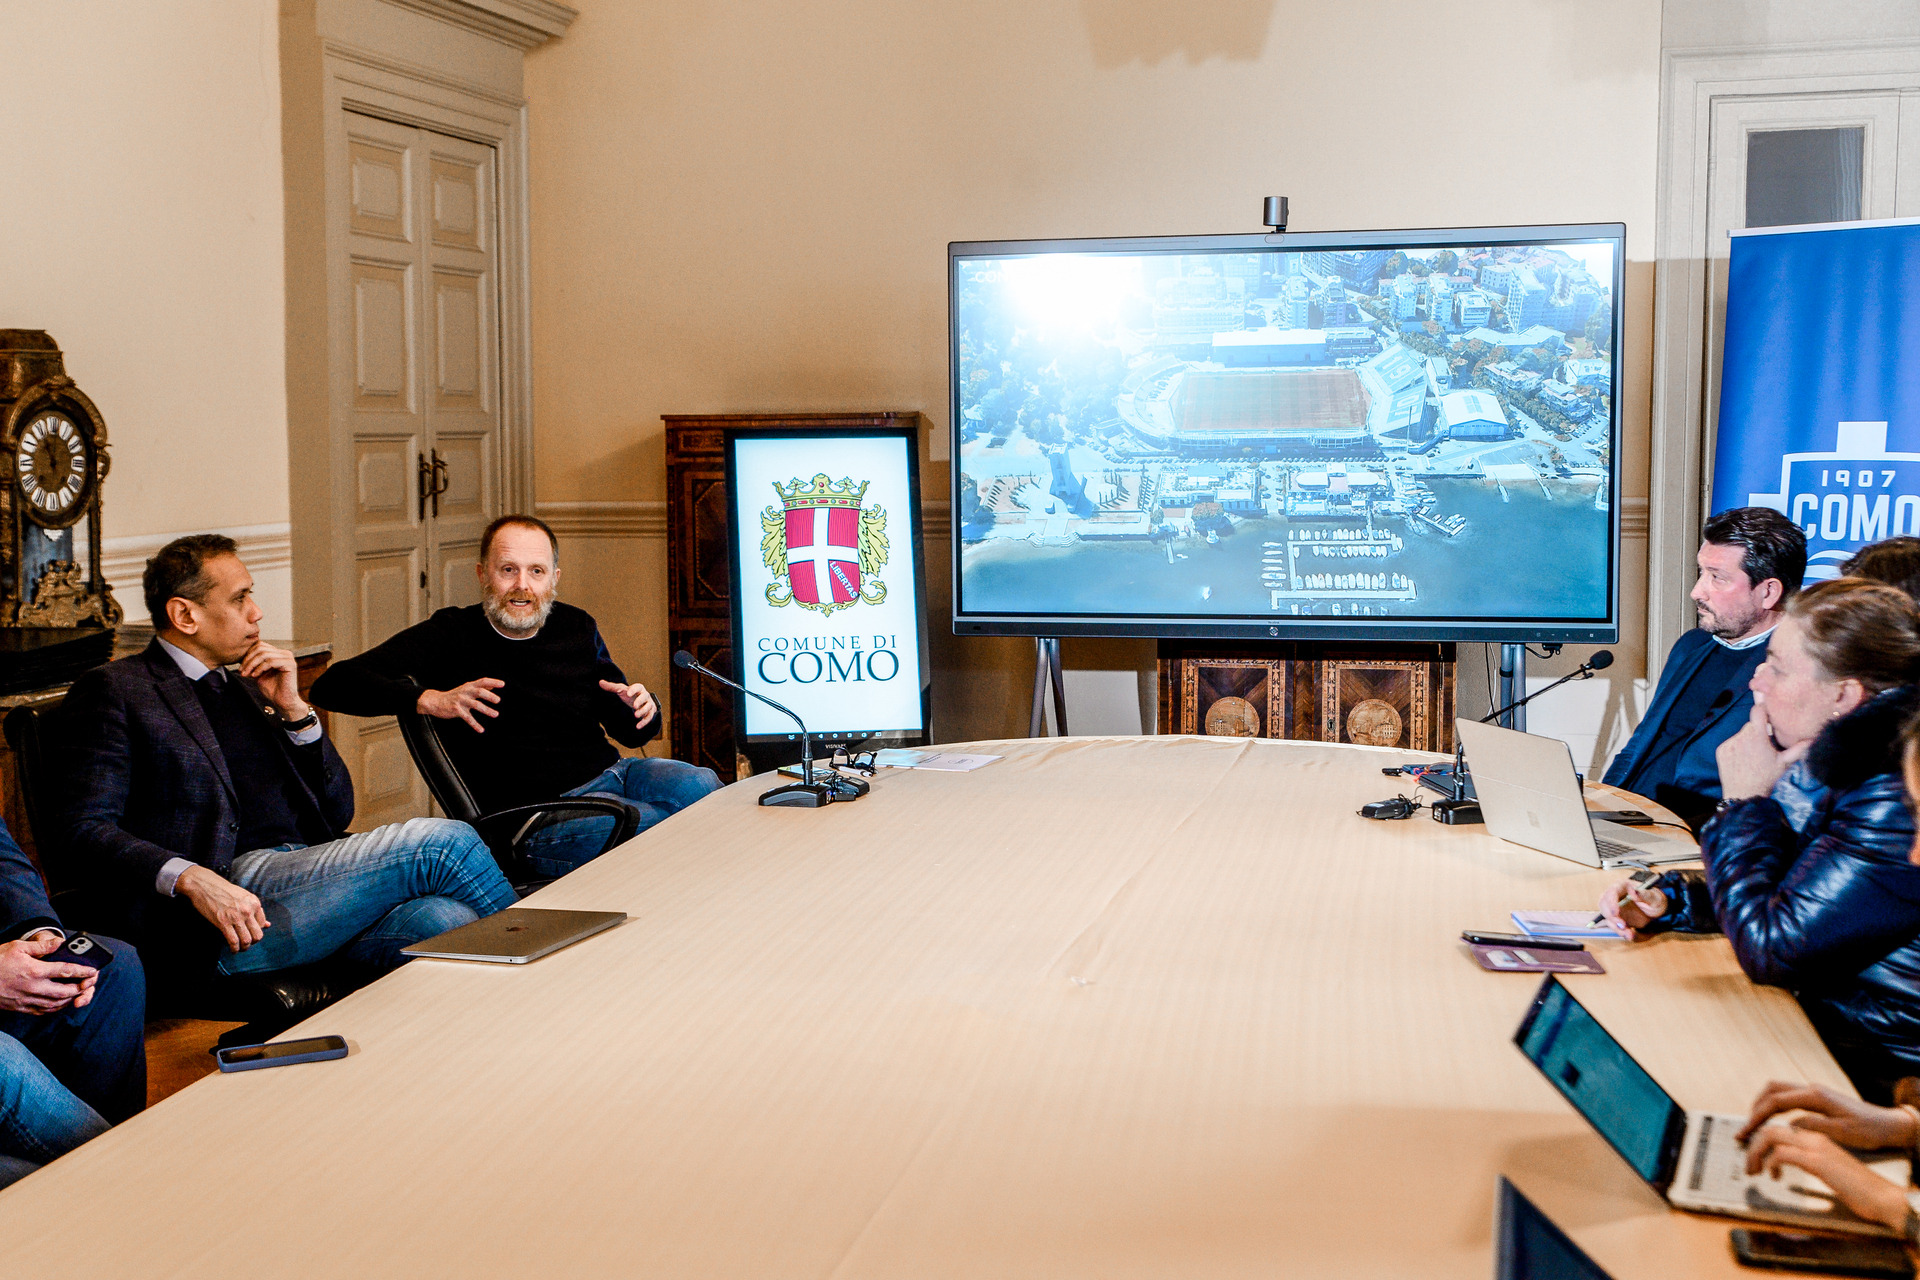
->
[268,704,320,732]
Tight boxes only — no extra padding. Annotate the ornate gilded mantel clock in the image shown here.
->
[0,331,121,629]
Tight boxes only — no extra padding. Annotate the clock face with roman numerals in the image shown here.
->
[17,411,90,525]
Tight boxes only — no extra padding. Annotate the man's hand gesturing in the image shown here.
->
[598,679,658,731]
[0,936,96,1014]
[418,678,505,733]
[176,865,270,953]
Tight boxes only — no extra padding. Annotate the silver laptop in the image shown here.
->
[1455,718,1697,868]
[1516,975,1902,1235]
[400,907,627,964]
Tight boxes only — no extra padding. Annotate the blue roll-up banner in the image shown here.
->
[1713,218,1920,581]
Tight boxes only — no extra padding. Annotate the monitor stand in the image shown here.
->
[1029,637,1068,737]
[1495,643,1528,732]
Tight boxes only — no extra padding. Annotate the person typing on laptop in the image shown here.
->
[1599,580,1920,1101]
[1713,715,1920,1248]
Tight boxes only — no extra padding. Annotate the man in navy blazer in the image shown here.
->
[0,815,144,1186]
[1602,507,1808,828]
[55,535,518,997]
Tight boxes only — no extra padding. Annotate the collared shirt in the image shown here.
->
[1712,623,1776,652]
[152,636,322,896]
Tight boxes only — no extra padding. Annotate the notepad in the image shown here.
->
[1510,910,1618,939]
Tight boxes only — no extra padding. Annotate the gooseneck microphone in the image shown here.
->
[1479,649,1615,725]
[672,651,864,808]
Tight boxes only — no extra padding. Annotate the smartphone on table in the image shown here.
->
[214,1035,349,1072]
[1730,1227,1913,1277]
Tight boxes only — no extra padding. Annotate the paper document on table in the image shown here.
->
[895,752,1000,772]
[1511,910,1617,939]
[872,749,929,767]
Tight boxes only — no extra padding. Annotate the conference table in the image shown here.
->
[0,736,1865,1276]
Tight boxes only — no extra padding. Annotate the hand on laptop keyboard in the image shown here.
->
[1743,1124,1910,1232]
[1738,1080,1919,1151]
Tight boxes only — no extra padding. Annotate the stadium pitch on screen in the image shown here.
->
[949,223,1625,643]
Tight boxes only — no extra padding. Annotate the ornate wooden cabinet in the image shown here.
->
[665,412,921,782]
[1157,642,1457,753]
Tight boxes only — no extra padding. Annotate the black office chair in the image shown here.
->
[394,705,641,891]
[3,699,353,1042]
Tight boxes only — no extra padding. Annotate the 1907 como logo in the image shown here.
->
[761,473,889,616]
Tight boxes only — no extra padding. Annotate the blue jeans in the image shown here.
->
[517,757,722,879]
[215,818,518,978]
[0,935,146,1187]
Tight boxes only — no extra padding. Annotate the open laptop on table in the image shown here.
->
[1514,974,1901,1237]
[1455,718,1697,869]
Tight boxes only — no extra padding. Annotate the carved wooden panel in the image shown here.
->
[432,270,485,408]
[348,139,409,241]
[1159,642,1455,753]
[353,435,417,527]
[664,412,921,782]
[352,262,413,410]
[356,551,419,663]
[429,156,484,251]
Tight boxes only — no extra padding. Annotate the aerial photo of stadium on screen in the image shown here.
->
[952,236,1619,627]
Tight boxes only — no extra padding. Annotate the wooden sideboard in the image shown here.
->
[1157,641,1457,753]
[664,412,921,783]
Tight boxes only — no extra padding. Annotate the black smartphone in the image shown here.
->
[1730,1227,1914,1277]
[214,1035,349,1073]
[1590,809,1652,825]
[49,933,114,983]
[1461,930,1586,951]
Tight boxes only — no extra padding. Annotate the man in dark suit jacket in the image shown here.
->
[0,814,145,1187]
[56,535,518,994]
[1602,507,1808,828]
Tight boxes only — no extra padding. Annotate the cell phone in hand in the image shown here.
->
[215,1035,348,1072]
[48,933,114,983]
[1730,1227,1914,1277]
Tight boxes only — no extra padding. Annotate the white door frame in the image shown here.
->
[321,39,535,611]
[1649,39,1920,666]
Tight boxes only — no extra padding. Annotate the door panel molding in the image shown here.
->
[1650,39,1920,669]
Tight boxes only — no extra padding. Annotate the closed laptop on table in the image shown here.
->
[400,907,626,964]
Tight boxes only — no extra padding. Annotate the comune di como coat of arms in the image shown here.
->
[761,473,889,616]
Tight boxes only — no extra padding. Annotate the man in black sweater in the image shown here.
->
[311,516,721,878]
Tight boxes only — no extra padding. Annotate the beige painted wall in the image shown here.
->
[0,0,293,626]
[524,0,1665,748]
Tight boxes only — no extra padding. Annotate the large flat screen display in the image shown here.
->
[725,427,930,745]
[950,223,1624,642]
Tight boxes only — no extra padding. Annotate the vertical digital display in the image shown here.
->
[727,430,928,742]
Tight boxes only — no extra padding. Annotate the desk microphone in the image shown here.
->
[1425,650,1616,823]
[1479,649,1614,725]
[671,651,865,808]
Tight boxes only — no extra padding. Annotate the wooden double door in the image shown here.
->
[334,111,502,826]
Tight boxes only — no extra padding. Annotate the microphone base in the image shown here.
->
[758,774,870,807]
[760,781,833,807]
[1430,798,1483,825]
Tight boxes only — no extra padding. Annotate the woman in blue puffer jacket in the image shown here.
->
[1602,578,1920,1101]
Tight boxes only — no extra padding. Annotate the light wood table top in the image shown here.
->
[0,736,1853,1277]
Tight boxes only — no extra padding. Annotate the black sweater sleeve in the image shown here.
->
[591,625,661,750]
[309,617,445,716]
